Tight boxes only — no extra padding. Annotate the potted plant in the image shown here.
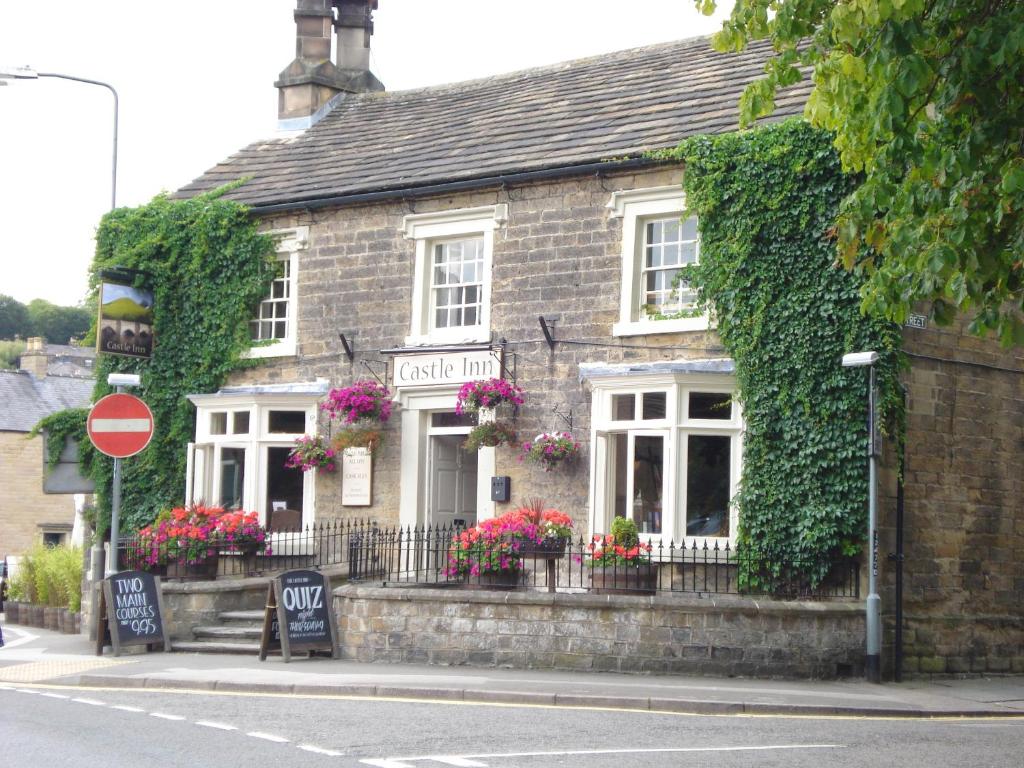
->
[512,500,574,557]
[455,378,525,415]
[463,420,517,451]
[444,510,539,588]
[322,380,393,424]
[586,516,657,594]
[137,504,226,581]
[285,434,337,472]
[520,431,581,471]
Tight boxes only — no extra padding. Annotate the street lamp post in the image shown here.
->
[0,66,118,209]
[842,350,882,683]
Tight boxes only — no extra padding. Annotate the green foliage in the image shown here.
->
[0,339,26,369]
[13,543,84,610]
[609,516,640,548]
[699,0,1024,345]
[0,295,29,340]
[26,299,92,344]
[50,189,276,534]
[668,121,903,582]
[31,407,94,469]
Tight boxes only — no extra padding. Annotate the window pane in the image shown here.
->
[632,435,663,535]
[431,237,484,331]
[681,215,698,240]
[612,394,635,421]
[642,392,666,420]
[268,410,306,434]
[611,433,629,521]
[686,435,731,537]
[689,392,732,420]
[431,411,476,428]
[231,412,250,435]
[210,412,227,435]
[267,446,304,529]
[219,447,246,509]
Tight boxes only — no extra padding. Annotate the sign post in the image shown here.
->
[259,569,339,662]
[87,390,154,575]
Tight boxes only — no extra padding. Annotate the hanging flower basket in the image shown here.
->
[463,420,517,451]
[285,434,337,472]
[519,431,580,471]
[322,380,392,425]
[455,378,524,415]
[332,424,385,454]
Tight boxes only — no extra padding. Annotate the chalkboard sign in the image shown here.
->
[95,570,171,656]
[259,569,338,662]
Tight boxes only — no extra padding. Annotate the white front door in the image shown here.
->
[429,434,477,528]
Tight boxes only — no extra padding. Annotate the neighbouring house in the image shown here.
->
[0,337,95,559]
[165,1,1020,677]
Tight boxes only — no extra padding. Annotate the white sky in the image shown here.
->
[0,1,732,307]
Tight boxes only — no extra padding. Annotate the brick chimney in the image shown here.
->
[19,336,48,379]
[275,0,384,129]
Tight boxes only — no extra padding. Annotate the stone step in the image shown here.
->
[193,625,262,640]
[171,640,260,655]
[218,610,265,625]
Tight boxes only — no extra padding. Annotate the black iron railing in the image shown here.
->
[118,519,858,599]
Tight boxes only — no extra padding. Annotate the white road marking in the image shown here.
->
[150,712,186,721]
[298,744,345,756]
[431,759,487,767]
[72,697,106,706]
[362,743,844,766]
[247,731,290,743]
[111,705,145,713]
[0,627,38,649]
[196,721,238,731]
[40,692,70,699]
[16,689,40,694]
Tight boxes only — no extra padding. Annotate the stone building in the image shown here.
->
[0,338,94,558]
[173,1,1022,676]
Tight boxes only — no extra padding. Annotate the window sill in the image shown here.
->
[612,316,710,336]
[242,340,297,359]
[404,330,491,347]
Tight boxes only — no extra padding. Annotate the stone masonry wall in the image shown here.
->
[228,165,719,532]
[0,432,77,557]
[884,320,1024,676]
[335,585,865,679]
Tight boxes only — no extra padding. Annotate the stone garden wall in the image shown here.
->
[334,584,865,679]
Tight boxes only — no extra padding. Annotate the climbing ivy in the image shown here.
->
[663,120,904,584]
[40,189,276,535]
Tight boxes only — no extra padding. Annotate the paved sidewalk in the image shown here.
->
[2,621,1023,718]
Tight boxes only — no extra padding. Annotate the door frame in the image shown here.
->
[396,385,496,528]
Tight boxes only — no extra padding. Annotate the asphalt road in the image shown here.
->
[2,684,1022,767]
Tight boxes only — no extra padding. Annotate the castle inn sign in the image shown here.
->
[388,347,503,389]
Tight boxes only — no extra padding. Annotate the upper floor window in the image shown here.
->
[401,205,507,346]
[607,186,708,336]
[245,226,308,359]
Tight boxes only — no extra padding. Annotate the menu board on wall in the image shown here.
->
[342,447,372,506]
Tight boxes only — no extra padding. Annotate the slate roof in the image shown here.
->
[0,371,94,433]
[176,36,809,209]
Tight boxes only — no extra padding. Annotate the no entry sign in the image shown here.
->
[87,393,154,458]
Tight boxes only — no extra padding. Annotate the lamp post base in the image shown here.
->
[865,653,881,683]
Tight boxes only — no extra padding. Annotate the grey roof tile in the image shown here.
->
[0,371,94,433]
[175,37,808,208]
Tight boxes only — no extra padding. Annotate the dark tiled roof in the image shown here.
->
[176,37,808,209]
[0,371,94,432]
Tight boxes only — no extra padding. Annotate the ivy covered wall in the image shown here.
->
[668,120,904,577]
[47,191,275,534]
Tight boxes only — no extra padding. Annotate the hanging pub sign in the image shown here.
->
[258,569,339,662]
[95,570,171,656]
[97,273,155,359]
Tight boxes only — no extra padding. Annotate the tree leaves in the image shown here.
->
[698,0,1024,345]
